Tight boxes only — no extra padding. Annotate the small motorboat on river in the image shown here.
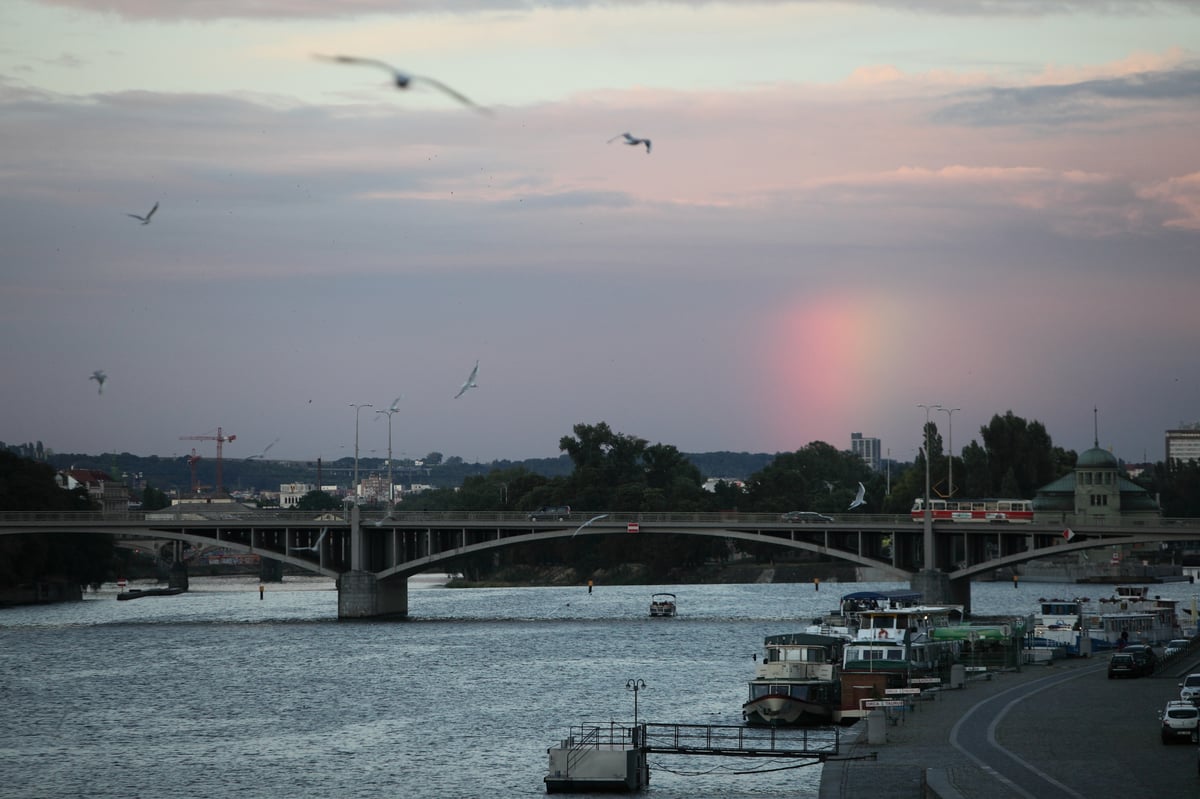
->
[649,593,677,617]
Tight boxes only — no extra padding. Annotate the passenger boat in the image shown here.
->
[649,593,677,617]
[1030,585,1181,655]
[743,633,844,726]
[805,590,923,640]
[839,603,964,672]
[117,587,185,601]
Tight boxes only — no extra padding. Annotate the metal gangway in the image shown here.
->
[641,722,841,759]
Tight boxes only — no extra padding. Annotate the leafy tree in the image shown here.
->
[977,411,1069,497]
[141,484,171,511]
[295,490,343,512]
[423,452,443,466]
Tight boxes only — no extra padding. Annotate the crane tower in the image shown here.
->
[179,427,236,496]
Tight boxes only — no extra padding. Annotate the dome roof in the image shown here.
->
[1077,447,1119,468]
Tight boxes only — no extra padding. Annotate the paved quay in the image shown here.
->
[819,655,1200,799]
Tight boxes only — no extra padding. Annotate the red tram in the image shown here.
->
[910,497,1034,523]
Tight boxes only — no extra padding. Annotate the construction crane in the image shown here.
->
[186,449,202,497]
[179,427,236,496]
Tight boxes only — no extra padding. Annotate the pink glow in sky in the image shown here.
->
[1,1,1198,469]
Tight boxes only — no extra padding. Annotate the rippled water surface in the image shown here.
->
[2,576,1197,798]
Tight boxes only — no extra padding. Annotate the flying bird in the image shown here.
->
[295,528,327,553]
[454,360,479,399]
[313,54,491,115]
[608,132,651,153]
[388,395,404,412]
[126,202,158,225]
[848,482,867,510]
[89,370,107,394]
[245,438,279,461]
[572,514,609,538]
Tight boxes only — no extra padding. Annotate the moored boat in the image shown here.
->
[649,592,677,617]
[1031,585,1181,655]
[743,633,844,726]
[117,587,185,601]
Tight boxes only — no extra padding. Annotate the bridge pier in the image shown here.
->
[910,569,973,615]
[336,571,408,619]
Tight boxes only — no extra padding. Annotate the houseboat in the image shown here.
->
[1031,586,1181,655]
[743,633,844,726]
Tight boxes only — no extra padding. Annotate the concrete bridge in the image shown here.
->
[3,509,1199,618]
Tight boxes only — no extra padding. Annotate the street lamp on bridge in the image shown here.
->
[376,405,399,509]
[349,403,373,498]
[938,407,960,499]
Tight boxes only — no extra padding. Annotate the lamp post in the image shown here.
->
[376,406,398,508]
[938,407,959,499]
[625,678,647,727]
[918,403,941,570]
[349,403,373,499]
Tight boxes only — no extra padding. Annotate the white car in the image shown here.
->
[1165,638,1192,658]
[1160,700,1200,744]
[1179,673,1200,704]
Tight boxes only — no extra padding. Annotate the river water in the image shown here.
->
[1,576,1197,799]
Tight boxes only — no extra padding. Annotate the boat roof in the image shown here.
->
[763,633,845,648]
[652,592,676,599]
[840,590,922,603]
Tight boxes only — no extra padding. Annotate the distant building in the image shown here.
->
[280,482,316,508]
[56,468,128,516]
[1034,442,1159,522]
[1166,424,1200,466]
[702,477,745,492]
[358,473,391,503]
[850,433,881,472]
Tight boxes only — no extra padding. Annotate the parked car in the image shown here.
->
[1159,700,1200,744]
[1179,673,1200,703]
[1108,652,1141,679]
[780,511,834,523]
[1123,644,1157,675]
[528,506,571,521]
[1165,638,1192,658]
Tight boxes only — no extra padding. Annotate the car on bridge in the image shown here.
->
[528,506,572,521]
[780,511,834,523]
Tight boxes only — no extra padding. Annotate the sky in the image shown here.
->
[2,0,1198,470]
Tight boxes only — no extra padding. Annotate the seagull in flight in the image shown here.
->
[572,514,609,538]
[126,202,158,225]
[608,132,651,153]
[454,360,479,399]
[295,528,327,553]
[313,54,492,115]
[89,370,107,394]
[848,482,867,510]
[245,438,279,461]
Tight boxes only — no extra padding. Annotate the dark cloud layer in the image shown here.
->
[934,66,1200,127]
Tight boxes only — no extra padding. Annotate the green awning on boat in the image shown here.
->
[931,626,1012,642]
